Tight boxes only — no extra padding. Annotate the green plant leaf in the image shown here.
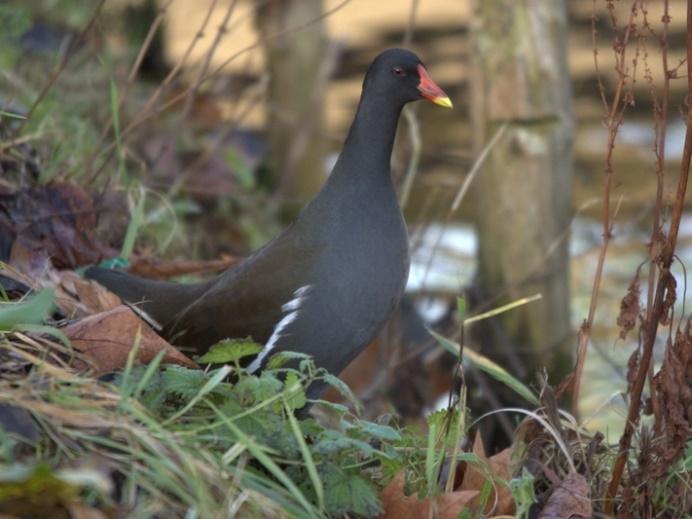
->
[322,373,362,412]
[312,430,377,457]
[283,372,307,411]
[285,401,323,511]
[225,148,255,189]
[209,401,318,518]
[509,467,536,519]
[198,338,263,364]
[163,366,232,424]
[321,463,382,518]
[0,289,55,330]
[357,421,401,442]
[457,296,466,321]
[232,373,283,407]
[429,329,538,405]
[120,186,146,260]
[0,110,26,120]
[158,365,211,398]
[265,350,313,369]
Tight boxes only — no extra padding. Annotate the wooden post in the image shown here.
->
[469,0,574,384]
[255,0,329,210]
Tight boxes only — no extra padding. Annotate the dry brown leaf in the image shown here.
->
[538,472,591,518]
[455,432,515,515]
[616,272,640,340]
[9,238,53,280]
[52,270,121,318]
[459,431,488,492]
[0,264,38,293]
[488,448,515,514]
[67,502,109,519]
[649,326,692,477]
[61,306,197,374]
[1,182,115,270]
[379,471,478,519]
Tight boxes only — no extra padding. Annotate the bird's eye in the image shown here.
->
[392,66,406,77]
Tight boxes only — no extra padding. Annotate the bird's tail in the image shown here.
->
[84,267,212,328]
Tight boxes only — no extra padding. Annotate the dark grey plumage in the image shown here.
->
[86,48,451,388]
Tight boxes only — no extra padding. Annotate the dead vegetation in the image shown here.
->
[0,0,690,517]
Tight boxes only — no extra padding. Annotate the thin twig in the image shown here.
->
[399,0,421,208]
[605,0,692,510]
[450,122,507,212]
[98,0,175,144]
[416,123,507,296]
[86,0,220,186]
[22,0,107,125]
[399,106,421,207]
[643,0,671,424]
[572,1,640,416]
[181,0,239,120]
[88,0,352,183]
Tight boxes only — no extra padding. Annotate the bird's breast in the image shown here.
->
[317,192,409,326]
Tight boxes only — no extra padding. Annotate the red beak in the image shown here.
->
[417,64,453,108]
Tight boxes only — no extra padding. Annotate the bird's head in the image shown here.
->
[363,48,453,109]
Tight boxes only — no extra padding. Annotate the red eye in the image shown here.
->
[392,67,406,77]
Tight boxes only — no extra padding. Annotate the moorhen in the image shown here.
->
[86,48,452,390]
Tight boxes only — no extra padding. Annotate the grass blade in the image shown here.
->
[208,400,319,518]
[0,288,55,329]
[429,329,538,405]
[284,399,324,511]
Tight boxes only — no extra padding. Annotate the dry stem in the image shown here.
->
[604,0,692,511]
[571,0,640,417]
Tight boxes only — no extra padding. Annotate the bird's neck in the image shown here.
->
[331,94,404,184]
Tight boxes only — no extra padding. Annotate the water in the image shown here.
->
[408,215,692,439]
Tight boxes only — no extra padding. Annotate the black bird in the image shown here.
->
[86,48,452,388]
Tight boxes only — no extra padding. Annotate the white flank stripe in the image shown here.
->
[247,285,311,373]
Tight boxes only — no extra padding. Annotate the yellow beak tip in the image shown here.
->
[433,96,453,109]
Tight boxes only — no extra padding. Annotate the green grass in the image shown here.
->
[0,334,419,517]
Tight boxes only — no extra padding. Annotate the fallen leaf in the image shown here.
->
[9,238,53,280]
[61,306,197,374]
[68,502,109,519]
[0,182,115,270]
[379,471,478,519]
[538,472,591,518]
[51,270,121,319]
[457,431,515,516]
[488,448,515,514]
[459,431,488,492]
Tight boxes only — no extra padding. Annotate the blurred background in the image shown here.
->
[1,0,689,449]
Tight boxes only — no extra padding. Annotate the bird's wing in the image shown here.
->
[165,223,323,356]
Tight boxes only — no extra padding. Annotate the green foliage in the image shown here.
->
[0,462,112,518]
[120,186,146,260]
[197,338,263,364]
[509,467,536,519]
[650,438,692,514]
[318,463,382,517]
[0,288,55,330]
[0,5,31,69]
[457,295,466,321]
[100,358,419,517]
[430,329,539,405]
[225,148,255,190]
